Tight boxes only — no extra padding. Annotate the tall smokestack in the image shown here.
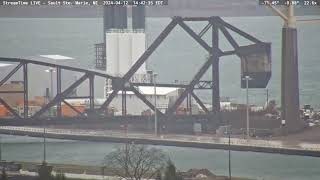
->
[114,6,128,29]
[103,6,128,31]
[132,6,145,30]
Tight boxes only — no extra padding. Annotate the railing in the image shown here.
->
[0,126,319,151]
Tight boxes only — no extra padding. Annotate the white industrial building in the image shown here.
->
[105,30,148,96]
[102,30,200,115]
[64,87,200,116]
[108,87,179,115]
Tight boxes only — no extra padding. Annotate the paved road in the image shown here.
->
[1,126,320,152]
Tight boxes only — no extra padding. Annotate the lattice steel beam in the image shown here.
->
[166,56,214,114]
[0,97,21,119]
[217,17,262,44]
[177,19,212,52]
[123,18,178,81]
[62,100,86,117]
[130,87,164,116]
[99,90,118,111]
[0,57,115,79]
[0,63,23,87]
[191,92,209,113]
[32,73,89,118]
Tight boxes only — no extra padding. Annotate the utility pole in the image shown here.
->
[45,68,55,117]
[147,70,159,136]
[49,69,54,100]
[153,73,158,136]
[124,143,128,177]
[243,76,252,140]
[43,119,47,164]
[0,136,2,162]
[228,126,231,180]
[266,89,269,107]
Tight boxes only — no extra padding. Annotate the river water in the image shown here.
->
[0,16,320,179]
[1,134,320,180]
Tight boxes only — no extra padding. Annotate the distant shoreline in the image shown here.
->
[15,161,253,180]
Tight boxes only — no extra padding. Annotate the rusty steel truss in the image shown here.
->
[0,16,267,122]
[99,16,265,122]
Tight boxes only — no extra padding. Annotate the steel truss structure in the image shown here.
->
[0,16,267,122]
[0,57,114,119]
[100,16,266,122]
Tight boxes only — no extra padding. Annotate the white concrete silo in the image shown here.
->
[118,32,132,75]
[131,32,146,75]
[105,30,147,96]
[106,32,119,76]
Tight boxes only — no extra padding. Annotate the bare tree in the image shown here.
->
[104,143,167,180]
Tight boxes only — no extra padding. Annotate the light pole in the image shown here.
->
[228,124,231,180]
[147,70,159,136]
[243,76,252,140]
[0,136,2,162]
[45,68,56,117]
[45,68,55,100]
[266,88,269,108]
[153,73,158,136]
[43,119,47,164]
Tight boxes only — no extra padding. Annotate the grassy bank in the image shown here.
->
[14,161,253,180]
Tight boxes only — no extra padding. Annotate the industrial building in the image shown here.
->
[105,30,148,94]
[0,55,78,99]
[95,5,197,115]
[107,87,197,115]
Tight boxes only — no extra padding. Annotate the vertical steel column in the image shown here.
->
[281,27,303,132]
[188,93,192,115]
[266,4,302,132]
[186,93,189,114]
[49,69,54,100]
[211,20,221,120]
[89,74,95,113]
[154,74,158,136]
[56,67,62,118]
[122,90,126,116]
[23,63,28,119]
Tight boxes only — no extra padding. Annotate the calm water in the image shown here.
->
[1,135,320,180]
[0,17,320,179]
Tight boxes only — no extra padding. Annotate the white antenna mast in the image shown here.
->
[266,0,320,26]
